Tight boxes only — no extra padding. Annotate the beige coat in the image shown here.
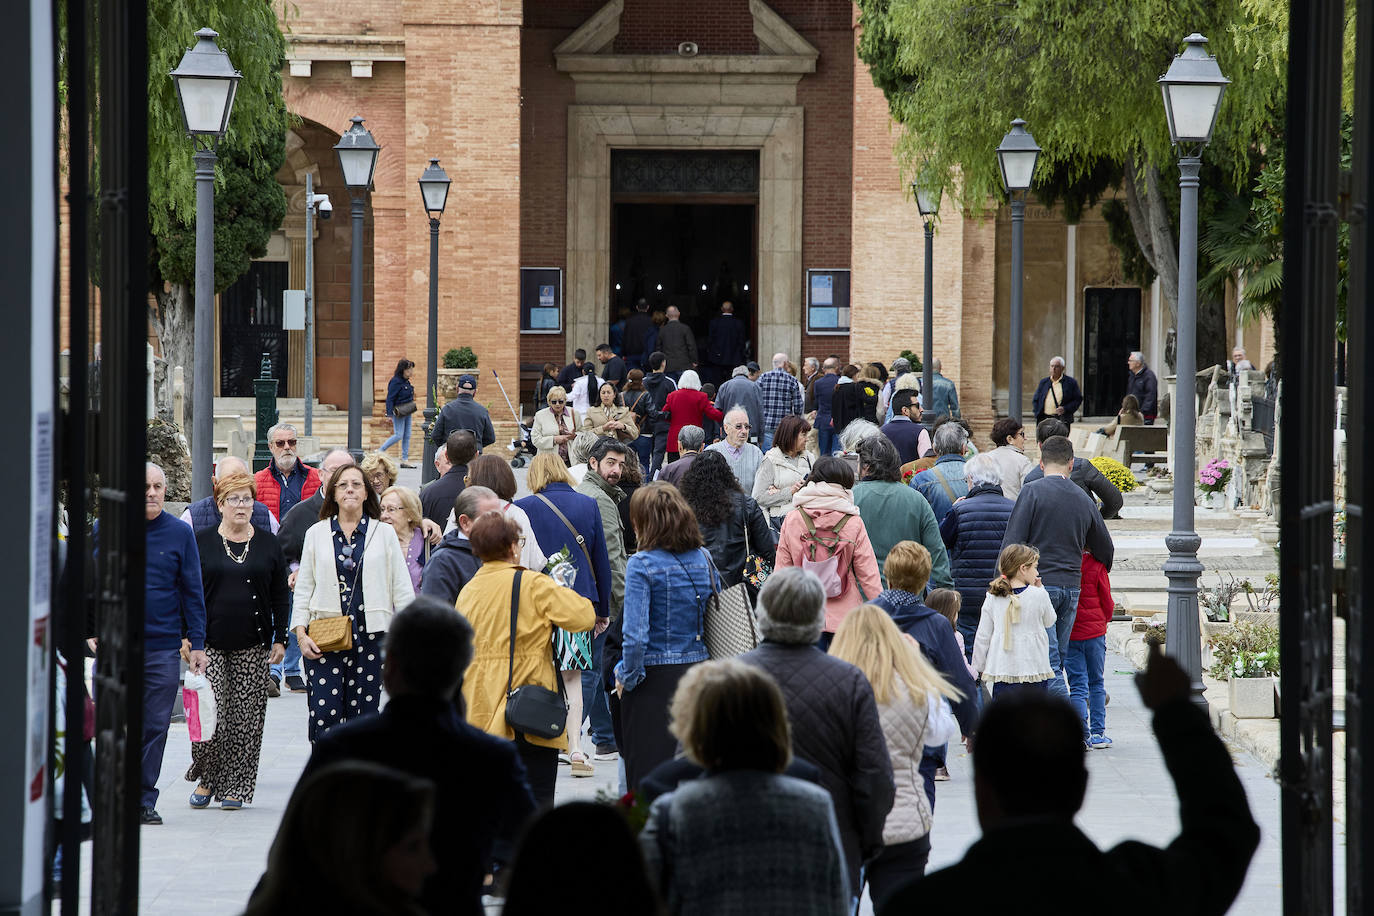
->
[584,404,640,443]
[531,406,579,455]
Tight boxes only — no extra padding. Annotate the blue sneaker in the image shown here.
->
[1089,734,1113,750]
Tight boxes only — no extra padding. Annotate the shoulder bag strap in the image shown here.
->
[930,466,958,502]
[670,552,709,637]
[535,493,598,591]
[505,569,524,699]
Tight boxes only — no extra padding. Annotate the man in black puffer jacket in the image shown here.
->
[740,567,895,895]
[939,452,1016,651]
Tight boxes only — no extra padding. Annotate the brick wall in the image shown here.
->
[613,0,758,54]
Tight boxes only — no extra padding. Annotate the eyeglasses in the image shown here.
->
[339,543,357,571]
[549,399,566,405]
[273,438,298,448]
[518,536,527,548]
[380,503,402,514]
[731,423,751,430]
[224,496,253,507]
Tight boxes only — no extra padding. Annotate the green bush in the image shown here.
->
[443,346,477,369]
[898,350,923,373]
[1208,619,1280,681]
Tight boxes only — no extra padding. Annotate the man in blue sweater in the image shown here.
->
[142,463,207,825]
[1001,437,1114,701]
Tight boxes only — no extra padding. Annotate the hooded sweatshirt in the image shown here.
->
[419,529,481,607]
[775,481,882,633]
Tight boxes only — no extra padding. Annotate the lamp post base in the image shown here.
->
[1163,530,1207,711]
[421,407,438,485]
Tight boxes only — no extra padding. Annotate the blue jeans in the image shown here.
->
[760,428,774,453]
[581,628,616,748]
[380,413,412,460]
[1041,585,1080,700]
[1065,636,1108,738]
[817,426,838,456]
[271,630,303,683]
[141,648,183,808]
[633,435,653,475]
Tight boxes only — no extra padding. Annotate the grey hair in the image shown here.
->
[931,357,943,373]
[1129,351,1145,363]
[839,419,882,453]
[724,406,750,426]
[857,433,903,483]
[268,422,298,440]
[1049,356,1066,368]
[454,485,499,524]
[772,352,788,368]
[932,422,967,456]
[677,425,706,452]
[145,461,166,484]
[755,567,827,644]
[804,357,819,370]
[214,456,249,477]
[964,452,1002,489]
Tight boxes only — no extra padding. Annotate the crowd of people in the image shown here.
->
[102,335,1265,916]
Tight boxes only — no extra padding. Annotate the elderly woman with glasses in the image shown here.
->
[379,486,427,593]
[360,452,400,497]
[532,385,580,464]
[292,465,416,741]
[186,471,290,809]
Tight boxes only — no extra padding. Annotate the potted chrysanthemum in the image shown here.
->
[1197,458,1232,510]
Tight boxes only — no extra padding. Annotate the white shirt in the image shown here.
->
[570,375,604,420]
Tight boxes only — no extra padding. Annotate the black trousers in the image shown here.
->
[514,736,559,809]
[866,834,931,910]
[620,662,696,789]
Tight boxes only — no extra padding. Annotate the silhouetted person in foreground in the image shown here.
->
[878,645,1259,915]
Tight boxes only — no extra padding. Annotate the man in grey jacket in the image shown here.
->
[741,567,895,894]
[575,437,629,619]
[431,374,496,451]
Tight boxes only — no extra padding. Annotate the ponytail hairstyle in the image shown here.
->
[989,544,1040,597]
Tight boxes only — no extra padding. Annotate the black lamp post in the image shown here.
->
[417,158,451,484]
[1158,33,1230,710]
[171,27,240,501]
[913,173,940,419]
[996,119,1041,421]
[334,116,381,462]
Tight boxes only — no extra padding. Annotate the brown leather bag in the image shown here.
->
[307,615,354,654]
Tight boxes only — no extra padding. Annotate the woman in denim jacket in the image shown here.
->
[614,482,714,787]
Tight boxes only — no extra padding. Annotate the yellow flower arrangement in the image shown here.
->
[1090,456,1138,492]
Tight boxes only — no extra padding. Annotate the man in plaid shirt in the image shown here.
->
[756,352,805,451]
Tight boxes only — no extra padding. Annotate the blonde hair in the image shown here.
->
[360,451,399,490]
[546,385,568,404]
[884,541,933,593]
[669,659,792,772]
[830,605,962,706]
[527,452,575,493]
[379,485,423,531]
[990,544,1039,597]
[213,471,256,504]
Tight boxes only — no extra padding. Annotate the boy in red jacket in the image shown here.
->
[1066,551,1114,749]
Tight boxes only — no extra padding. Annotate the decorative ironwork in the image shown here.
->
[611,150,759,195]
[1280,2,1340,911]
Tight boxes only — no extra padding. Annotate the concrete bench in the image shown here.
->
[1106,424,1169,466]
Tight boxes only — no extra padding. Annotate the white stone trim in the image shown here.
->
[750,0,819,58]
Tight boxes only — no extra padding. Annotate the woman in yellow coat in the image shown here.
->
[457,511,597,806]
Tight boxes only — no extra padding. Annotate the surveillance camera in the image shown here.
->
[314,194,333,220]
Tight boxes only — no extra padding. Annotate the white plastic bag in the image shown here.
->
[182,672,217,743]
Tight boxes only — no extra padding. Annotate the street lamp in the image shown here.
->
[996,118,1041,421]
[171,28,241,501]
[913,171,941,419]
[1159,33,1229,710]
[334,116,381,461]
[417,158,451,484]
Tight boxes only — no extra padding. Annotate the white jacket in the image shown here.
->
[878,680,960,844]
[531,407,579,455]
[971,586,1057,683]
[291,517,416,635]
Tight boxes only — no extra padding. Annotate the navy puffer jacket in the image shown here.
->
[939,483,1014,632]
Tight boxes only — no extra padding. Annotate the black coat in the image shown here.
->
[420,529,481,606]
[421,464,468,527]
[277,492,326,565]
[1031,374,1083,423]
[739,641,895,890]
[831,379,882,435]
[706,313,747,368]
[698,492,776,588]
[1125,366,1160,416]
[303,695,537,916]
[1024,457,1123,519]
[879,700,1259,916]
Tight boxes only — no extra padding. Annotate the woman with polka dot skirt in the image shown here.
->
[292,465,417,741]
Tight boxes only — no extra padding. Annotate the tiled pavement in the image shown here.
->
[60,647,1300,914]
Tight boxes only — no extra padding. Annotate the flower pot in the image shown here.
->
[1211,492,1227,511]
[1228,675,1276,719]
[436,367,480,405]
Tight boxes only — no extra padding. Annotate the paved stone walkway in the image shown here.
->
[59,647,1298,914]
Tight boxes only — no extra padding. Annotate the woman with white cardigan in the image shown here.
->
[292,465,415,741]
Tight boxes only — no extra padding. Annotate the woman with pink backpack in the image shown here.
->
[774,456,882,648]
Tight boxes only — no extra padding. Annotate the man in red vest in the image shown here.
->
[254,423,322,521]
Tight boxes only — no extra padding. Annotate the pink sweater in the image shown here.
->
[774,482,883,633]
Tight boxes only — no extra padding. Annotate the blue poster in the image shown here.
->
[539,285,555,307]
[811,273,834,306]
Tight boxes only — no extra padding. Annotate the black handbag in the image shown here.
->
[503,570,568,740]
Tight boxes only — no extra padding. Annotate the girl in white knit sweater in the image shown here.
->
[971,544,1057,695]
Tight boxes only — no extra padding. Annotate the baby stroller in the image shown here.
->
[491,369,537,468]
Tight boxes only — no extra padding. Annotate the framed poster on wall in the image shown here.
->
[806,269,851,334]
[520,267,563,333]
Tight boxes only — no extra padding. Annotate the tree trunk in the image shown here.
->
[153,283,197,452]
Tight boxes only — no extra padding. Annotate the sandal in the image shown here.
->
[189,787,212,809]
[570,752,594,778]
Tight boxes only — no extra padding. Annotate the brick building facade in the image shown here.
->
[249,0,1267,443]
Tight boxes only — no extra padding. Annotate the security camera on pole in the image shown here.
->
[171,28,241,502]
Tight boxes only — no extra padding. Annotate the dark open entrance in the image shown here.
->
[220,260,288,397]
[1082,287,1142,416]
[610,150,759,368]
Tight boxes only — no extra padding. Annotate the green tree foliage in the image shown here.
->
[855,0,1289,371]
